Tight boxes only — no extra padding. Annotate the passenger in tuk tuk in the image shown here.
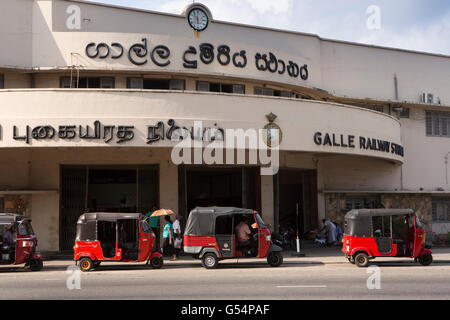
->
[2,226,15,262]
[235,215,256,254]
[3,226,14,246]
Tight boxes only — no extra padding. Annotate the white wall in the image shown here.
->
[1,0,448,105]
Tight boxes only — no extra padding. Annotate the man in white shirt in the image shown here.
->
[236,216,255,254]
[173,215,183,258]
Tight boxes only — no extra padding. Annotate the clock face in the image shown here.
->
[188,8,209,31]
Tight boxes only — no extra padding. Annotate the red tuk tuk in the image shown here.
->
[73,212,163,271]
[184,207,283,269]
[0,213,44,271]
[342,209,433,267]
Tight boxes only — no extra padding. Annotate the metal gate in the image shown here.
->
[60,167,87,251]
[60,165,159,252]
[137,166,159,215]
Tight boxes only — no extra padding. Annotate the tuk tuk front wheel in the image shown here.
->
[418,253,433,266]
[149,256,164,269]
[267,252,283,267]
[354,253,369,268]
[79,257,93,272]
[201,253,219,269]
[29,259,43,271]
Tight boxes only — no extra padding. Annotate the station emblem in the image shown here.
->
[263,113,282,148]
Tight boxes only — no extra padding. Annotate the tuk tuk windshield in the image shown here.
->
[18,222,34,236]
[415,216,423,230]
[141,219,152,233]
[255,214,269,229]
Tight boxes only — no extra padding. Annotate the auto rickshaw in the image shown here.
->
[184,207,283,269]
[73,212,163,271]
[342,209,433,267]
[0,213,44,271]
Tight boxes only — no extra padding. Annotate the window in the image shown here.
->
[426,111,450,137]
[0,74,4,89]
[0,198,3,211]
[215,215,233,235]
[345,196,381,211]
[60,77,115,88]
[197,81,245,94]
[360,105,384,113]
[127,78,185,90]
[399,107,410,118]
[254,86,291,98]
[432,198,450,222]
[372,216,392,237]
[295,93,312,100]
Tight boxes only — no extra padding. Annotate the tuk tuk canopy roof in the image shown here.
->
[77,212,141,224]
[345,209,414,220]
[184,207,254,237]
[76,212,142,242]
[0,213,26,224]
[344,209,415,237]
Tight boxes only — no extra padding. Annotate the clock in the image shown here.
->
[188,8,209,31]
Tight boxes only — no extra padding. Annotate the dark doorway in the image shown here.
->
[178,166,261,219]
[87,169,137,213]
[275,169,318,235]
[60,165,159,251]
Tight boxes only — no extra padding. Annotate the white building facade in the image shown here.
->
[0,0,449,252]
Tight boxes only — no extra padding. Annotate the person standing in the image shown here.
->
[146,206,160,252]
[162,215,176,261]
[172,215,183,259]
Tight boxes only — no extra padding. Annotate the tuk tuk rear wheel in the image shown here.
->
[149,256,163,269]
[418,253,433,266]
[348,257,355,264]
[201,253,218,269]
[267,252,283,267]
[79,258,93,272]
[29,259,43,271]
[354,253,369,268]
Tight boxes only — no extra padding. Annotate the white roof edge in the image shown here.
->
[59,0,450,60]
[0,87,402,123]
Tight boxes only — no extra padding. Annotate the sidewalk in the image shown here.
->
[41,243,450,266]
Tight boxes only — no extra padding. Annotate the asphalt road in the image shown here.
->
[0,258,449,300]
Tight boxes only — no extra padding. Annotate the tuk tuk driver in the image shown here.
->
[236,216,254,249]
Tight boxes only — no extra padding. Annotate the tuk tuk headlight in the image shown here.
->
[265,235,271,242]
[22,241,34,248]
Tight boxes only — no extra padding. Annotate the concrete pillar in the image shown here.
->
[159,159,178,213]
[31,193,59,252]
[317,159,326,221]
[260,174,274,228]
[158,158,179,249]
